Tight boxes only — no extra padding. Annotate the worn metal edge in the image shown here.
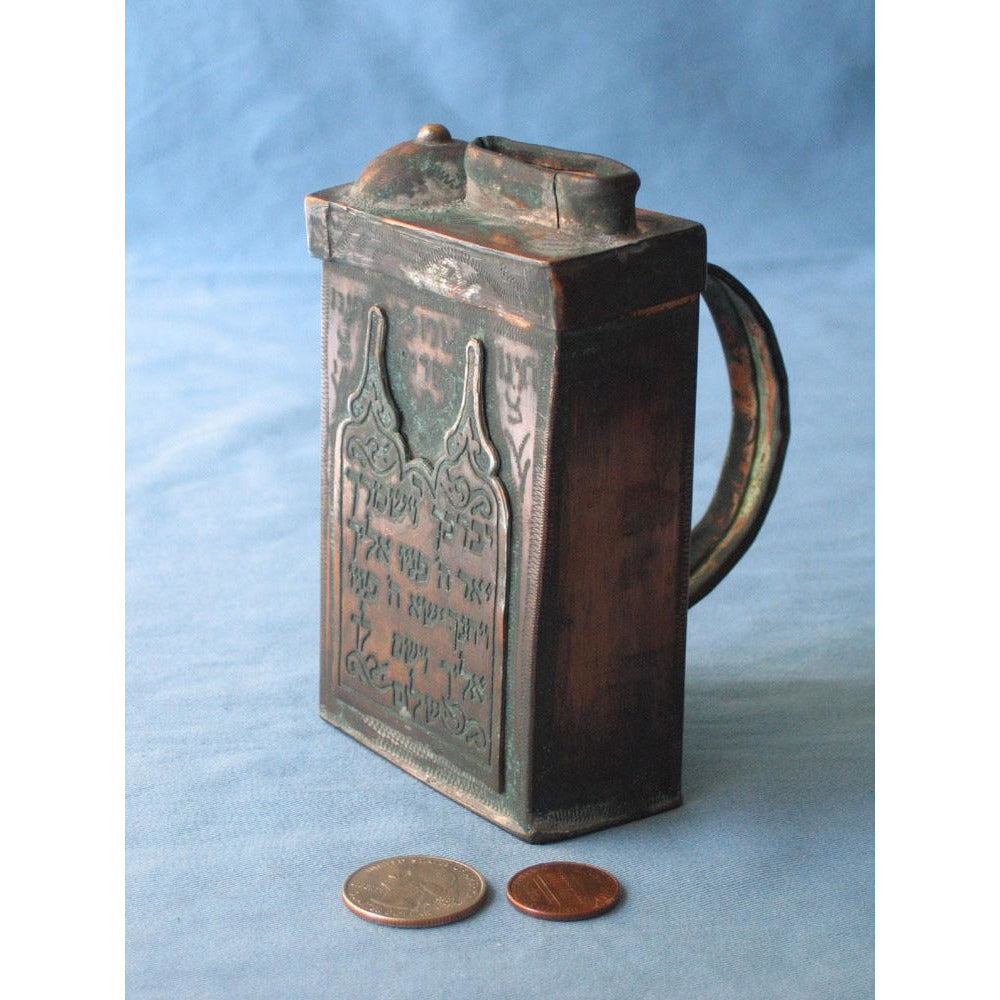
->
[306,184,703,263]
[321,700,533,839]
[320,702,681,843]
[305,187,705,331]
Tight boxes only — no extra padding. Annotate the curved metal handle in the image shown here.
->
[688,264,790,606]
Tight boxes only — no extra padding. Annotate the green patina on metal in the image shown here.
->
[306,126,789,841]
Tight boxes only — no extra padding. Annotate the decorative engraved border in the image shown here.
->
[330,305,509,791]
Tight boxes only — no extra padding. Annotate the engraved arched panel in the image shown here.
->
[330,306,509,791]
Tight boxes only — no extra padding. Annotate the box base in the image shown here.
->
[321,705,682,843]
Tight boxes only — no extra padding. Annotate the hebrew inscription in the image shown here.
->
[332,306,509,789]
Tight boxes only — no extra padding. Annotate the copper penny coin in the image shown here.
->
[342,855,487,928]
[506,861,620,921]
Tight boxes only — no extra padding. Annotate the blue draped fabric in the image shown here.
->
[126,3,874,996]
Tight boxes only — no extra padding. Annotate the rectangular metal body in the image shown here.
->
[307,151,706,840]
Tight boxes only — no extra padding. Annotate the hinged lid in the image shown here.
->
[306,125,706,330]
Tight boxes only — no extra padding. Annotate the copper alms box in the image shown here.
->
[304,125,789,841]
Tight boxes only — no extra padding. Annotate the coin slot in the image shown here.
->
[466,136,639,234]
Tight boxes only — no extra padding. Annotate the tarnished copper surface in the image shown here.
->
[688,265,791,606]
[308,126,790,842]
[342,855,487,928]
[331,306,509,791]
[506,862,621,921]
[465,136,639,235]
[415,122,452,144]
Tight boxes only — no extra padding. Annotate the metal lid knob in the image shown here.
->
[415,123,452,144]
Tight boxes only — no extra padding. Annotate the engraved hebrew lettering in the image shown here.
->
[332,305,509,789]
